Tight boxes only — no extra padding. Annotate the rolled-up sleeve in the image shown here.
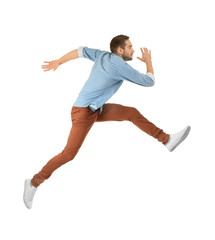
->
[78,46,85,58]
[118,62,155,87]
[146,72,155,83]
[78,46,103,62]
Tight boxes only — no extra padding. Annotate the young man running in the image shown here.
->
[23,35,191,209]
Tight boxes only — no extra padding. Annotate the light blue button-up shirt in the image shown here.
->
[73,46,155,114]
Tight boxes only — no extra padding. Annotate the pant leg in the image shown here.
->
[31,107,99,187]
[96,103,170,144]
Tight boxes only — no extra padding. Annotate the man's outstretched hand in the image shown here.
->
[137,47,154,75]
[137,48,152,63]
[42,60,59,72]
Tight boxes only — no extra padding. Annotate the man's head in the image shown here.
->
[110,35,134,61]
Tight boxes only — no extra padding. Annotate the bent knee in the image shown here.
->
[128,107,140,118]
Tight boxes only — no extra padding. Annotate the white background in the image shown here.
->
[0,0,214,239]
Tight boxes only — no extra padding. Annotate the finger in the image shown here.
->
[140,48,144,55]
[137,57,143,61]
[43,61,50,63]
[42,65,48,69]
[144,48,148,54]
[42,66,51,70]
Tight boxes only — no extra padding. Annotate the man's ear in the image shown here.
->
[116,47,123,55]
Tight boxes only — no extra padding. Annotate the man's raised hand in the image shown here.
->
[137,48,152,63]
[42,60,59,72]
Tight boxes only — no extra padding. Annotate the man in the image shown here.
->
[23,35,191,209]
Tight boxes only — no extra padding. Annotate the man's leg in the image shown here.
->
[24,107,99,209]
[31,107,99,188]
[96,103,170,144]
[31,125,92,188]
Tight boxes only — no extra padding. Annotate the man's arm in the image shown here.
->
[78,46,103,62]
[115,47,155,87]
[42,49,79,72]
[42,46,103,71]
[145,61,154,75]
[58,49,79,65]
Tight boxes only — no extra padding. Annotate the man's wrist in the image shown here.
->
[58,59,62,66]
[145,59,152,64]
[145,60,154,75]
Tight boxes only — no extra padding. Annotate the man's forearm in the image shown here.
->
[58,49,79,66]
[145,60,154,75]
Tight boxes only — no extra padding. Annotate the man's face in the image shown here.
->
[121,39,135,61]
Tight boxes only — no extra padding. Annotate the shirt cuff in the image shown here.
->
[146,72,155,83]
[78,46,86,58]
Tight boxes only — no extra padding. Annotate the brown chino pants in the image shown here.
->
[31,103,170,187]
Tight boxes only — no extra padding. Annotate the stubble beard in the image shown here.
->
[122,53,132,61]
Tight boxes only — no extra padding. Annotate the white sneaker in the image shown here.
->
[23,179,37,209]
[165,126,191,152]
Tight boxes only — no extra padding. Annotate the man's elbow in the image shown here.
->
[150,79,155,86]
[145,73,155,87]
[144,75,155,87]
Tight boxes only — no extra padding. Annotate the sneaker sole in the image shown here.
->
[23,179,32,209]
[170,126,191,152]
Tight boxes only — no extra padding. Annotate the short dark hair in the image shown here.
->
[110,35,129,54]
